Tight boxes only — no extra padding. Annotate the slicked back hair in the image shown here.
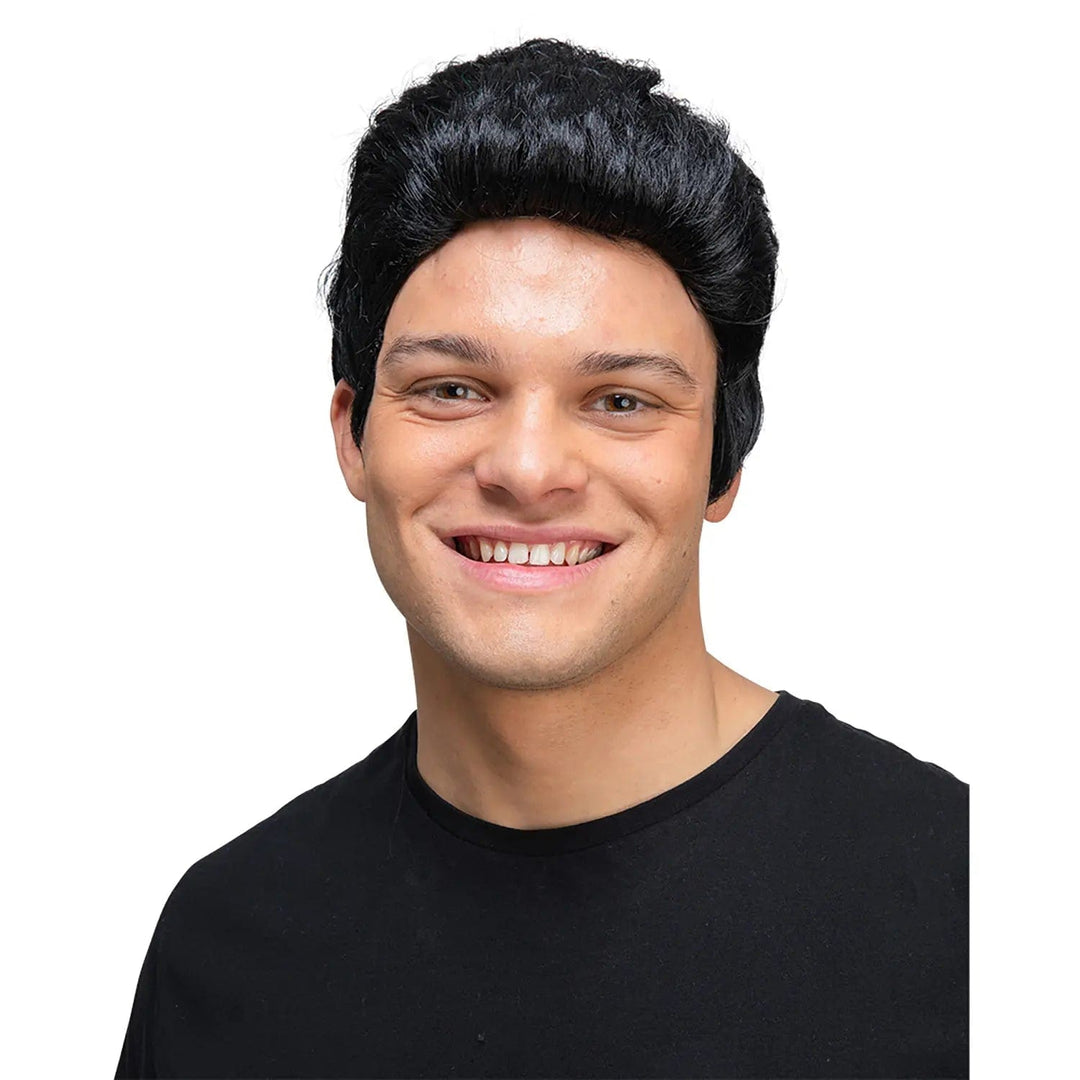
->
[324,38,779,504]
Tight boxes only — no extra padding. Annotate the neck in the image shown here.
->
[407,578,777,830]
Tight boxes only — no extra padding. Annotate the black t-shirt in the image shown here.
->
[115,690,968,1078]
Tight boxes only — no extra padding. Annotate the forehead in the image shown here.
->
[382,217,716,367]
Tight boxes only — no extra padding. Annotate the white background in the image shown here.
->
[2,1,1074,1074]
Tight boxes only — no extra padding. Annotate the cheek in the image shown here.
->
[606,434,709,515]
[363,411,463,503]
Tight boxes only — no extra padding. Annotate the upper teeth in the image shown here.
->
[455,537,606,565]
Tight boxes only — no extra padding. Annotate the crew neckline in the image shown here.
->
[403,689,800,855]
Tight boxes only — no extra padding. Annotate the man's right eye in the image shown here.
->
[411,382,485,404]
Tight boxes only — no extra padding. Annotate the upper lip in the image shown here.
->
[436,523,622,546]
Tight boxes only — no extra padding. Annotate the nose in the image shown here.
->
[471,389,588,505]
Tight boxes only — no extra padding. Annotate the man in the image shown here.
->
[116,38,968,1079]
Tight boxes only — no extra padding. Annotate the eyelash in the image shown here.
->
[410,382,659,416]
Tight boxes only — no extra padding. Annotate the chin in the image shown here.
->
[430,634,608,692]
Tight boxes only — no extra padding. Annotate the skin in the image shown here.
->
[331,217,778,830]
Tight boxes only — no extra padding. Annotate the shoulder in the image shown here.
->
[777,689,967,799]
[156,718,409,940]
[771,691,968,881]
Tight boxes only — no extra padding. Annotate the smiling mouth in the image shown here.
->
[446,536,615,566]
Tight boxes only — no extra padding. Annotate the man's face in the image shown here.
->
[331,217,738,690]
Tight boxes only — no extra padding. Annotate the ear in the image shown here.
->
[704,468,741,524]
[330,379,367,503]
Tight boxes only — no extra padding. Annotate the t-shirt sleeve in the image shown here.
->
[114,910,165,1079]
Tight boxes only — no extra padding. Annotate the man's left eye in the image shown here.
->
[594,392,656,414]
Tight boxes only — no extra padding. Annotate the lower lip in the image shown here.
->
[442,541,616,592]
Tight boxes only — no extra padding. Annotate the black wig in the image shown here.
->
[324,37,779,503]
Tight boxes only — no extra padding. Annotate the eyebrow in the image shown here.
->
[379,332,702,393]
